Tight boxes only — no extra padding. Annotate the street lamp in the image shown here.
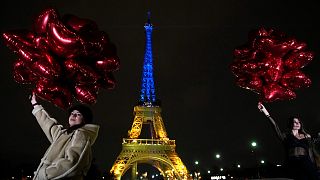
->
[215,153,221,159]
[250,140,260,179]
[251,141,257,147]
[194,161,199,179]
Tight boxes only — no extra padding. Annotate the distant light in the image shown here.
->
[211,176,226,180]
[251,141,257,147]
[260,160,265,164]
[208,170,211,174]
[195,161,199,165]
[220,168,224,171]
[152,175,155,178]
[237,164,241,168]
[215,154,221,159]
[276,164,282,167]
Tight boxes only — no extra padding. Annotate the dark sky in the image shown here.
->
[1,0,320,177]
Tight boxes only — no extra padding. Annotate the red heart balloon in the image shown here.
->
[35,79,72,109]
[13,59,37,84]
[62,14,98,32]
[262,83,296,102]
[281,70,311,90]
[236,75,262,93]
[263,57,284,82]
[231,27,313,103]
[3,8,120,108]
[74,84,98,104]
[97,72,116,90]
[95,56,120,72]
[33,8,59,34]
[2,30,41,63]
[47,20,83,58]
[284,51,314,69]
[31,53,61,79]
[64,59,100,83]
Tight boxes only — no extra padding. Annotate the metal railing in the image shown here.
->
[123,138,176,145]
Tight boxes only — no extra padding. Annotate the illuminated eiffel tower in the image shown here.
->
[110,12,190,180]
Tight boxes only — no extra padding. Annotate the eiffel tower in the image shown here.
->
[110,12,190,180]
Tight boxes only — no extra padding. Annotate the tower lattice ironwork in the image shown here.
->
[110,12,190,180]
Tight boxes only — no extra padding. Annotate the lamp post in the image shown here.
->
[250,141,260,179]
[194,161,199,180]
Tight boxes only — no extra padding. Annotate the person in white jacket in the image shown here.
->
[30,93,100,180]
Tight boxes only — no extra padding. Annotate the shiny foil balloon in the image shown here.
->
[236,75,262,93]
[230,27,314,102]
[95,57,120,72]
[98,72,116,90]
[33,8,59,34]
[13,60,37,84]
[35,79,73,109]
[74,84,98,104]
[2,30,35,52]
[284,51,314,69]
[62,14,98,32]
[31,53,61,79]
[262,83,296,102]
[3,8,120,109]
[281,70,311,90]
[46,20,83,58]
[64,59,100,84]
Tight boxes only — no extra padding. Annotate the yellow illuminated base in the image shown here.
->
[110,106,190,179]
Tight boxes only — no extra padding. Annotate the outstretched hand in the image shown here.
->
[258,102,270,117]
[30,92,38,105]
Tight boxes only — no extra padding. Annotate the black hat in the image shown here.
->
[68,104,93,124]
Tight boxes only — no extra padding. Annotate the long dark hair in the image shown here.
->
[287,116,308,135]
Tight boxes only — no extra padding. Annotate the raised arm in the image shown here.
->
[31,93,63,143]
[257,102,285,141]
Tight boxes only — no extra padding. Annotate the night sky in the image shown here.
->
[1,0,320,177]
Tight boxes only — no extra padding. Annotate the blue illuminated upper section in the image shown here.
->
[139,12,157,106]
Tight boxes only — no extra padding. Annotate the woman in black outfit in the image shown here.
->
[258,102,319,180]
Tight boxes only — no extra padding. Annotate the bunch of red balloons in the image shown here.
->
[230,27,314,102]
[3,8,120,109]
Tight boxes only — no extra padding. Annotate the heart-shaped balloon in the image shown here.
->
[47,20,83,58]
[13,59,37,84]
[74,84,98,104]
[33,8,59,34]
[3,8,120,109]
[230,27,313,103]
[281,70,311,90]
[35,79,72,109]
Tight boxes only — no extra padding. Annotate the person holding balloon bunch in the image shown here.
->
[31,93,100,180]
[258,102,320,180]
[2,7,120,180]
[230,27,320,179]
